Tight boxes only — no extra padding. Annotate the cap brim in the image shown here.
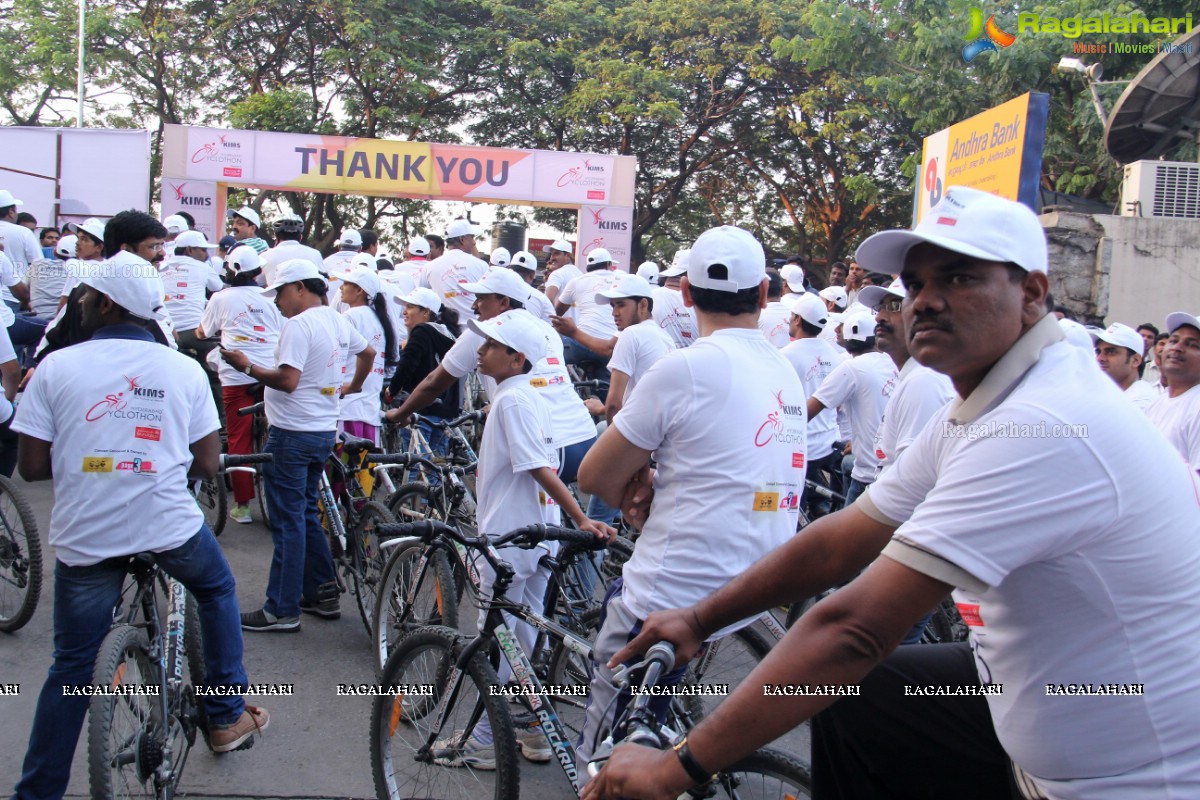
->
[467,317,501,344]
[660,266,686,277]
[1166,312,1200,335]
[856,284,904,311]
[459,281,487,294]
[855,229,1016,275]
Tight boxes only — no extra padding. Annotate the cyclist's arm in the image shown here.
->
[577,424,652,508]
[572,328,616,360]
[16,434,52,481]
[806,396,826,419]
[236,359,300,392]
[554,300,570,316]
[9,281,29,304]
[341,345,376,396]
[528,466,613,539]
[605,370,631,425]
[0,357,18,402]
[545,284,562,305]
[188,430,221,480]
[384,363,457,424]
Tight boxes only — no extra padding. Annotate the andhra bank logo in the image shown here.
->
[962,9,1016,63]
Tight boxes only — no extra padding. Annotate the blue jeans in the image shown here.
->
[7,305,49,368]
[262,426,338,618]
[844,477,870,506]
[562,336,611,400]
[14,527,247,800]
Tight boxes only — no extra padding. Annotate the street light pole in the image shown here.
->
[76,0,85,127]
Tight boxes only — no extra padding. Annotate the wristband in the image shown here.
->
[673,738,713,785]
[243,364,254,376]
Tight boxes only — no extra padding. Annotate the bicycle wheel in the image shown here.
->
[373,540,459,673]
[687,625,772,722]
[387,481,447,524]
[183,591,210,740]
[192,476,227,537]
[349,500,398,637]
[370,625,520,800]
[88,624,163,800]
[710,747,812,798]
[0,475,41,632]
[253,418,272,530]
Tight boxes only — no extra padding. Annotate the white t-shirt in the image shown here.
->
[651,286,698,349]
[545,264,581,296]
[339,306,386,424]
[613,329,805,632]
[321,249,360,277]
[261,240,324,286]
[866,323,1200,798]
[523,286,555,323]
[1123,379,1158,413]
[1146,383,1200,471]
[779,336,845,462]
[422,249,488,330]
[0,252,21,323]
[608,319,673,404]
[392,258,429,284]
[27,257,68,318]
[557,269,620,339]
[757,301,791,348]
[198,286,284,386]
[11,334,219,567]
[476,374,558,536]
[266,305,368,432]
[812,351,897,482]
[0,220,40,303]
[159,255,223,330]
[872,358,954,479]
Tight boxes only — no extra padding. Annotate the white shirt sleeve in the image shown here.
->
[812,359,857,410]
[441,329,483,379]
[10,357,56,441]
[612,354,690,452]
[0,323,16,364]
[607,330,636,377]
[557,277,577,307]
[0,251,19,287]
[198,294,223,338]
[19,227,40,267]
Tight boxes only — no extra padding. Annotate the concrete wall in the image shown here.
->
[1040,211,1200,330]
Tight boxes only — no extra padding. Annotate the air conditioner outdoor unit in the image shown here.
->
[1121,160,1200,218]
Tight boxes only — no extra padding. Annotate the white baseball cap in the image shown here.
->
[227,205,261,230]
[1166,312,1200,335]
[856,185,1048,275]
[544,239,573,254]
[332,266,381,299]
[782,292,829,328]
[54,235,77,259]
[350,252,378,271]
[819,285,849,310]
[636,261,659,281]
[585,247,614,267]
[468,310,550,365]
[262,259,326,298]
[596,273,655,305]
[0,190,23,208]
[162,214,189,235]
[509,250,538,272]
[857,277,907,311]
[339,229,363,248]
[842,310,877,342]
[687,226,766,292]
[446,219,480,239]
[224,245,261,275]
[1088,322,1146,355]
[81,252,166,321]
[408,237,431,256]
[174,230,218,250]
[780,264,805,293]
[72,217,106,243]
[660,248,691,278]
[401,287,442,313]
[490,247,511,267]
[462,268,531,303]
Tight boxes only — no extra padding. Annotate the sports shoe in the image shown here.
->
[240,608,300,632]
[229,504,253,524]
[299,596,341,619]
[432,730,496,770]
[515,726,552,762]
[209,705,270,752]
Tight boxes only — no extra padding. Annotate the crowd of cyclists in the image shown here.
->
[5,183,1200,800]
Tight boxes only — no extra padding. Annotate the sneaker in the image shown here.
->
[516,727,552,763]
[209,706,270,752]
[299,595,341,620]
[432,730,496,770]
[240,608,300,632]
[229,504,253,524]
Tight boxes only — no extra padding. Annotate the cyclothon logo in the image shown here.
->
[557,157,608,199]
[84,377,166,423]
[962,9,1017,62]
[588,208,628,232]
[754,390,805,448]
[167,182,212,208]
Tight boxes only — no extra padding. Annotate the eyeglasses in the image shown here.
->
[879,297,904,313]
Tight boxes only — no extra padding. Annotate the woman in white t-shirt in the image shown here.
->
[332,267,396,444]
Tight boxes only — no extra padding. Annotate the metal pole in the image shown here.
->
[76,0,85,127]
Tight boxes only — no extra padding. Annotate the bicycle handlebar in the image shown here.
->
[363,453,431,466]
[572,379,607,389]
[375,520,603,553]
[219,453,272,469]
[446,410,485,428]
[237,402,266,417]
[587,640,679,777]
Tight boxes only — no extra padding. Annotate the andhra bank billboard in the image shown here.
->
[914,92,1049,224]
[161,125,636,209]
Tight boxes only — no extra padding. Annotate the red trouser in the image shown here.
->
[223,383,258,504]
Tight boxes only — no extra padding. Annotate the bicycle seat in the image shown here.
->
[339,432,378,455]
[128,552,157,576]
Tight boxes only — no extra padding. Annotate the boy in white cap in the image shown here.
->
[228,205,268,254]
[1146,312,1200,469]
[331,266,396,445]
[1091,322,1158,412]
[11,263,268,798]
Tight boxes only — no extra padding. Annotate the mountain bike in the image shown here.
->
[0,473,41,632]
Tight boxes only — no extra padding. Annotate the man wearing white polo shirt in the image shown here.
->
[221,260,375,630]
[260,214,322,286]
[555,247,621,380]
[393,236,432,284]
[161,229,224,356]
[757,272,791,348]
[1091,322,1158,412]
[595,273,673,424]
[1146,312,1200,471]
[422,219,487,332]
[587,187,1200,800]
[542,239,579,306]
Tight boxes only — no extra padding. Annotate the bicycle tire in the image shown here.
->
[252,417,272,530]
[708,746,812,798]
[193,476,228,537]
[373,539,459,674]
[387,482,469,601]
[0,475,42,632]
[350,500,399,637]
[370,625,520,800]
[686,625,773,723]
[184,591,210,739]
[88,624,164,800]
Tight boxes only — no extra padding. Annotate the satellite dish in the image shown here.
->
[1104,26,1200,164]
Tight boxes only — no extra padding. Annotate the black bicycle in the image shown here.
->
[0,473,41,632]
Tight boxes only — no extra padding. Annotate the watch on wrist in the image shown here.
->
[242,364,253,376]
[673,738,714,785]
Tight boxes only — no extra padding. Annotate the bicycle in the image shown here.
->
[88,453,271,800]
[236,401,272,529]
[189,474,228,537]
[0,473,42,632]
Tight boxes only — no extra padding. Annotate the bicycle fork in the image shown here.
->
[319,473,351,592]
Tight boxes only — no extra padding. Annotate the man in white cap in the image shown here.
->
[57,217,106,310]
[576,225,807,777]
[1091,322,1158,412]
[161,230,224,356]
[635,261,659,283]
[757,271,791,348]
[507,250,555,322]
[221,259,376,631]
[1146,312,1200,470]
[595,273,673,424]
[11,261,269,798]
[322,228,364,280]
[489,246,511,268]
[553,247,620,380]
[393,236,432,284]
[162,213,189,256]
[818,284,849,314]
[542,239,579,306]
[651,250,699,349]
[0,189,42,297]
[228,205,268,254]
[421,219,487,332]
[261,213,323,286]
[587,186,1200,800]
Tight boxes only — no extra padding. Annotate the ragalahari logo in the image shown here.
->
[963,9,1017,62]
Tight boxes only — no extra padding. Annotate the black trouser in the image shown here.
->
[812,642,1018,799]
[0,412,16,478]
